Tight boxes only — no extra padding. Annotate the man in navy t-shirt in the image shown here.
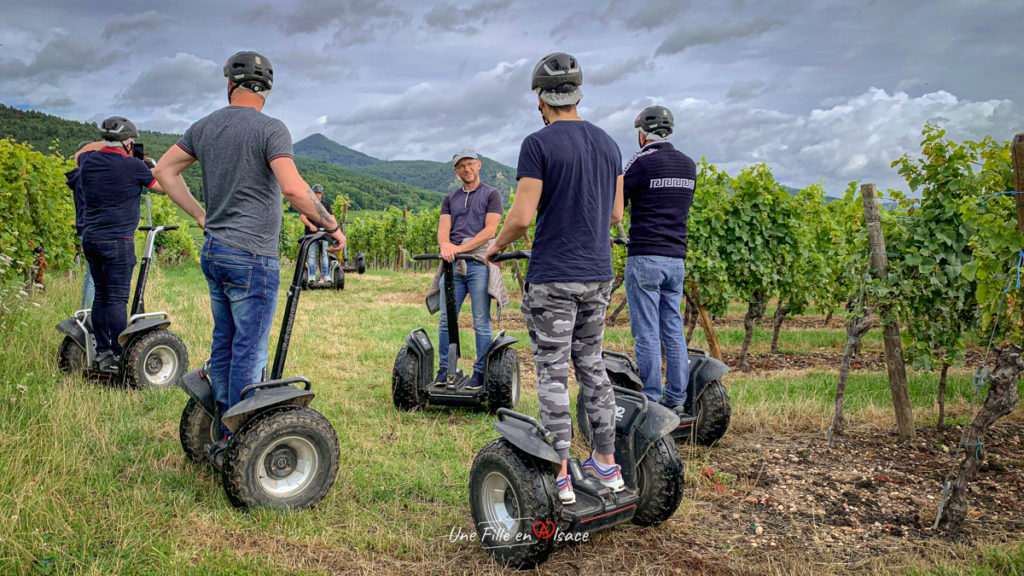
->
[487,53,624,505]
[75,117,163,373]
[623,106,697,418]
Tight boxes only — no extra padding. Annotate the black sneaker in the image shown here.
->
[205,439,229,470]
[433,368,447,385]
[96,353,120,374]
[465,373,484,391]
[661,401,697,425]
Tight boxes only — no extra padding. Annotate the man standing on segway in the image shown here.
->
[76,117,164,374]
[155,51,345,459]
[300,184,333,285]
[623,106,697,421]
[432,150,504,390]
[486,52,625,505]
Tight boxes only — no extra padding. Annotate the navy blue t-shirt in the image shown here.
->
[64,166,85,236]
[441,183,503,244]
[79,148,155,241]
[622,141,696,259]
[516,121,622,283]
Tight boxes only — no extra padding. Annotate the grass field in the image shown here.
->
[0,261,1022,575]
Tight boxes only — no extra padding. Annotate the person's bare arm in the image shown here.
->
[438,214,457,262]
[270,157,345,248]
[153,145,206,229]
[610,175,624,227]
[457,213,501,252]
[486,177,541,261]
[74,141,104,164]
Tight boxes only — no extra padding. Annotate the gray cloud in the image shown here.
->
[41,96,74,107]
[587,57,654,86]
[423,0,514,34]
[615,0,692,31]
[281,0,408,37]
[101,10,171,39]
[726,79,767,102]
[0,31,112,83]
[655,17,783,56]
[116,53,222,108]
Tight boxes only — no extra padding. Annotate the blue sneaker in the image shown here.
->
[556,474,576,505]
[465,373,484,391]
[582,452,625,492]
[433,368,447,385]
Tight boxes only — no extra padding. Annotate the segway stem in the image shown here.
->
[271,231,330,380]
[130,225,178,317]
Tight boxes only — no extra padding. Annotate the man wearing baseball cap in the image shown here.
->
[432,149,504,390]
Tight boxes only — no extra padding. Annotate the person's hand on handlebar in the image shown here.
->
[485,241,505,266]
[440,241,460,263]
[329,228,347,252]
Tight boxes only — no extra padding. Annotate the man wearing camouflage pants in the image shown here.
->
[487,52,624,505]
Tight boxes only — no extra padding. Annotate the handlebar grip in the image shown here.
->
[164,226,179,231]
[412,254,440,261]
[612,238,630,245]
[138,226,154,231]
[490,250,532,262]
[137,226,179,232]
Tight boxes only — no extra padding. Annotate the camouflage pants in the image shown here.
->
[521,281,616,460]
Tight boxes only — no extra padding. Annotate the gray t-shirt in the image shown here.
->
[177,106,293,257]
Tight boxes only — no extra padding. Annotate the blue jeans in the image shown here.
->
[624,255,689,407]
[80,251,95,310]
[201,236,280,419]
[438,260,492,374]
[306,239,329,280]
[83,237,136,357]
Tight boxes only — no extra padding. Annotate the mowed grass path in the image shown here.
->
[0,262,1018,575]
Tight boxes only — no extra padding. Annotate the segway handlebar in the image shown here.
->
[239,377,312,401]
[612,237,629,245]
[490,250,531,263]
[137,225,179,232]
[411,253,480,262]
[496,408,555,445]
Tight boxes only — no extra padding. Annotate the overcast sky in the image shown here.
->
[1,0,1019,194]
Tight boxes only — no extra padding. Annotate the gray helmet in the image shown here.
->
[311,184,324,194]
[531,52,582,92]
[223,51,273,92]
[635,106,674,138]
[99,116,138,142]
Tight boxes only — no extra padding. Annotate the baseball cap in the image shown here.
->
[452,150,478,165]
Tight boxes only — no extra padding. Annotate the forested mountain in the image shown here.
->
[293,133,515,203]
[0,104,442,210]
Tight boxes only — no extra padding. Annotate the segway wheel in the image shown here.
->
[689,379,731,446]
[56,335,86,374]
[355,252,366,274]
[469,438,558,569]
[221,406,339,510]
[179,397,217,464]
[632,436,684,526]
[333,266,344,291]
[391,346,425,411]
[486,347,520,413]
[124,329,188,389]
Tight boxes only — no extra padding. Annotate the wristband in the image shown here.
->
[324,223,340,234]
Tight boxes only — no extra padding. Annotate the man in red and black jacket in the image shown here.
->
[76,116,163,373]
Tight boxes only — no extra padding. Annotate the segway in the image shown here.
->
[301,228,366,290]
[468,387,684,568]
[55,225,188,389]
[177,231,340,510]
[391,253,519,413]
[603,238,731,445]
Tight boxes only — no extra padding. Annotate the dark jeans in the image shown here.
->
[83,237,136,357]
[201,236,280,420]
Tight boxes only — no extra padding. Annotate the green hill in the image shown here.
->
[0,103,441,210]
[293,133,379,168]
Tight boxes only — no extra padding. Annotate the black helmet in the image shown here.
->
[223,51,274,92]
[311,184,324,194]
[531,52,582,92]
[99,116,138,142]
[634,106,674,138]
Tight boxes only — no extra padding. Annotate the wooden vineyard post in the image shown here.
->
[861,183,916,439]
[1012,133,1024,233]
[689,283,724,361]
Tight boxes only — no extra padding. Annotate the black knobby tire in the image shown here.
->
[632,436,685,526]
[690,379,731,446]
[486,347,520,413]
[392,346,425,411]
[333,267,344,291]
[124,329,188,389]
[221,406,340,510]
[57,336,86,374]
[356,252,366,274]
[469,439,558,569]
[179,397,217,464]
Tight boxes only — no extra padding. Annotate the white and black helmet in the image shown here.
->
[99,116,139,142]
[531,52,583,107]
[311,184,324,194]
[635,106,674,138]
[223,51,274,93]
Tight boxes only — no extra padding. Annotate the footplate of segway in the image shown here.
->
[561,460,638,533]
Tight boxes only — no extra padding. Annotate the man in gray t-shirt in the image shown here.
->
[155,51,345,454]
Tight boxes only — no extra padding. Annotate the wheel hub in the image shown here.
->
[266,446,298,478]
[146,355,164,374]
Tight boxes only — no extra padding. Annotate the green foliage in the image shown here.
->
[279,200,307,261]
[0,138,76,283]
[293,133,379,167]
[295,157,442,212]
[137,193,196,264]
[346,207,440,266]
[686,160,732,315]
